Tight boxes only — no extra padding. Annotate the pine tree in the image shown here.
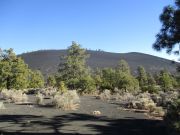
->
[0,49,29,89]
[78,75,96,94]
[0,60,11,89]
[47,75,56,87]
[137,66,148,89]
[58,41,95,92]
[0,48,45,90]
[57,81,67,93]
[93,68,103,89]
[116,59,130,74]
[117,72,139,92]
[146,73,160,93]
[58,41,89,81]
[116,60,139,91]
[147,73,156,85]
[28,70,44,88]
[159,70,173,91]
[10,57,29,89]
[100,60,139,92]
[153,0,180,54]
[101,68,116,90]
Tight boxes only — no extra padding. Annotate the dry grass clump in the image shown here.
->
[10,90,28,103]
[126,95,155,110]
[124,92,165,117]
[149,106,165,117]
[158,91,179,107]
[97,89,111,101]
[36,92,44,105]
[111,93,121,101]
[0,102,5,109]
[151,93,162,106]
[95,89,165,117]
[1,89,11,100]
[52,90,80,110]
[116,92,135,102]
[150,91,179,107]
[40,87,57,97]
[0,89,28,103]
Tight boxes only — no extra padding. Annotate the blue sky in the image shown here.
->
[0,0,178,60]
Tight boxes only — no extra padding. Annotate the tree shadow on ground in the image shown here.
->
[0,113,168,135]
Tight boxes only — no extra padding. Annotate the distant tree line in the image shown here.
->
[1,43,179,93]
[45,41,180,94]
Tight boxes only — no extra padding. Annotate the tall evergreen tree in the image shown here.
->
[147,73,156,85]
[0,60,11,89]
[101,68,116,90]
[28,70,44,88]
[159,70,173,91]
[93,68,103,89]
[117,72,139,92]
[146,72,160,93]
[58,41,94,91]
[47,75,56,87]
[116,59,130,74]
[115,60,139,91]
[58,42,89,81]
[153,0,180,54]
[0,49,29,89]
[10,57,29,89]
[0,48,45,90]
[137,66,148,89]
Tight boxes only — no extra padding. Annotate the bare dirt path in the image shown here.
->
[0,96,168,135]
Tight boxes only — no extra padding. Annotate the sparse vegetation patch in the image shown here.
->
[52,90,80,110]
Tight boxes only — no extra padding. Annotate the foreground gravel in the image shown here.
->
[0,95,168,135]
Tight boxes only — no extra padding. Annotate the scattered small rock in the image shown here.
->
[93,110,101,115]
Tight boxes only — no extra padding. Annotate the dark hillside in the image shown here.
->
[19,50,178,76]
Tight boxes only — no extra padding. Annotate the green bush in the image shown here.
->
[67,78,79,89]
[28,70,44,88]
[148,85,161,93]
[100,68,116,90]
[78,75,96,94]
[142,85,161,93]
[137,66,148,88]
[159,70,174,91]
[47,75,56,87]
[100,66,139,92]
[117,73,139,92]
[57,81,67,93]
